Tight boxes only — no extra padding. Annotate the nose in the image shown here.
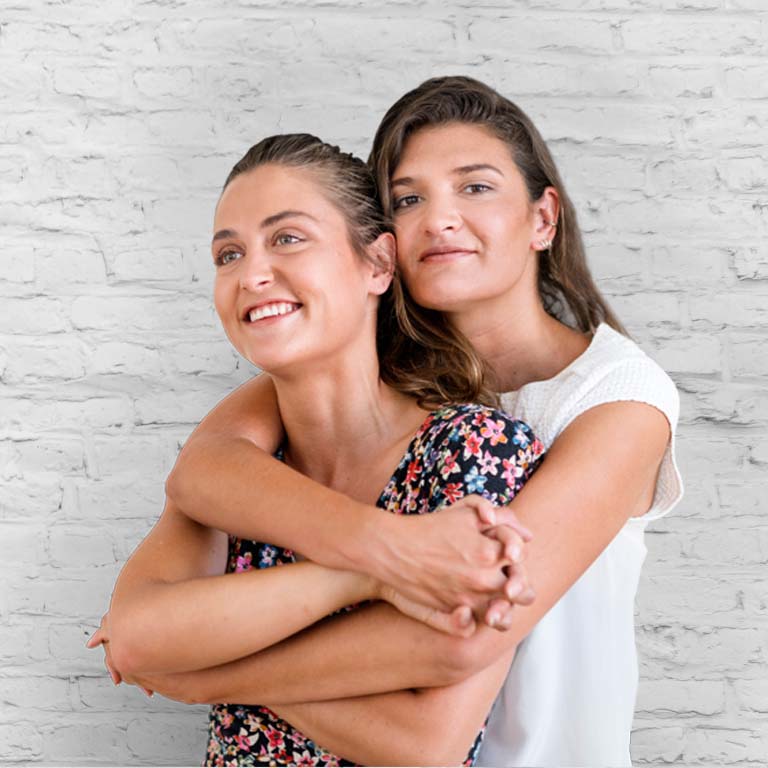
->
[239,250,274,292]
[421,195,462,236]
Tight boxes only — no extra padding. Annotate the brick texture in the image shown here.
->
[1,1,766,765]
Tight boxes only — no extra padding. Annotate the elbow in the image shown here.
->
[165,449,192,508]
[108,609,159,680]
[440,630,516,685]
[413,636,478,688]
[437,634,502,684]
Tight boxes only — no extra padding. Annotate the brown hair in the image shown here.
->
[369,75,626,336]
[223,133,496,408]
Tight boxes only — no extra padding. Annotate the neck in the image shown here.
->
[451,283,591,393]
[272,348,425,489]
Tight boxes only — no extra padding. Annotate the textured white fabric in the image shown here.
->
[476,324,683,768]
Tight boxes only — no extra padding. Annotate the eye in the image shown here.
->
[215,248,243,267]
[392,194,421,211]
[463,183,492,194]
[274,232,303,246]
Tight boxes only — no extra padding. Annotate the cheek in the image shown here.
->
[394,217,418,258]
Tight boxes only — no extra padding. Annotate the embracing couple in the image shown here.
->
[89,75,683,767]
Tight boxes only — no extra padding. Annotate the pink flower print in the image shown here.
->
[463,431,482,459]
[266,726,285,750]
[233,733,252,753]
[481,418,509,446]
[294,751,316,766]
[221,711,235,728]
[234,553,252,573]
[440,449,460,478]
[478,450,501,476]
[290,730,307,749]
[502,457,524,485]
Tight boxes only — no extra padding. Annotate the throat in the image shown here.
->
[282,408,428,506]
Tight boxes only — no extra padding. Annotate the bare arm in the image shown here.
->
[270,651,515,767]
[166,375,524,614]
[107,500,376,677]
[133,400,670,704]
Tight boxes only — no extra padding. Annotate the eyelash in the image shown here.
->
[215,249,242,267]
[274,233,302,246]
[393,194,420,210]
[393,184,493,210]
[464,183,492,194]
[214,233,304,266]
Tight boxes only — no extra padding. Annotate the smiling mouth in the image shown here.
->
[245,302,302,323]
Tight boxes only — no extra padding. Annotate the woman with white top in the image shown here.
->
[94,76,682,766]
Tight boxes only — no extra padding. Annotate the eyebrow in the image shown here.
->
[212,210,319,243]
[391,163,505,189]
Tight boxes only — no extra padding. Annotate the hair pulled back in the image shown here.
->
[369,75,625,335]
[223,133,496,408]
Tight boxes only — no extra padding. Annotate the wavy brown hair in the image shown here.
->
[369,75,626,336]
[224,133,496,408]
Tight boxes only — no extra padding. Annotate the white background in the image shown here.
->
[1,0,767,764]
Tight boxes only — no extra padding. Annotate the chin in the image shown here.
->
[409,283,480,314]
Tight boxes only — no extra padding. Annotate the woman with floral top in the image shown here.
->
[92,133,543,766]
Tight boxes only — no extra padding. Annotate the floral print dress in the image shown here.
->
[206,404,544,767]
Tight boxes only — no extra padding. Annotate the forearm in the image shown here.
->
[141,602,481,707]
[271,653,512,767]
[166,375,383,575]
[168,435,385,574]
[110,562,374,676]
[273,690,472,767]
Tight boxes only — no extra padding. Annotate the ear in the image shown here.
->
[366,232,396,296]
[530,186,560,251]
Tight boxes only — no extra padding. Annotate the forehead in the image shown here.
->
[395,122,516,175]
[215,163,338,225]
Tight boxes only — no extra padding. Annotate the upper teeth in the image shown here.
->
[249,303,298,322]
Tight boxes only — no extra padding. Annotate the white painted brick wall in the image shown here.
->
[1,1,766,764]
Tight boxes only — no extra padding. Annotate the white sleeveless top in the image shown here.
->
[476,324,683,768]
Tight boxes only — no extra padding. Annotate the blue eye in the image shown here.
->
[216,249,242,266]
[275,233,302,246]
[393,194,420,210]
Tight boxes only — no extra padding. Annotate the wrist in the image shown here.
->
[337,500,393,579]
[353,570,383,602]
[351,508,404,587]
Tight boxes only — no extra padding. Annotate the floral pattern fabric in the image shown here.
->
[206,404,544,766]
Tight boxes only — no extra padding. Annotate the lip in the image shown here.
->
[240,299,302,322]
[419,245,477,262]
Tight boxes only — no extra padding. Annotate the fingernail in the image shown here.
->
[458,607,472,626]
[487,612,499,627]
[510,544,521,562]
